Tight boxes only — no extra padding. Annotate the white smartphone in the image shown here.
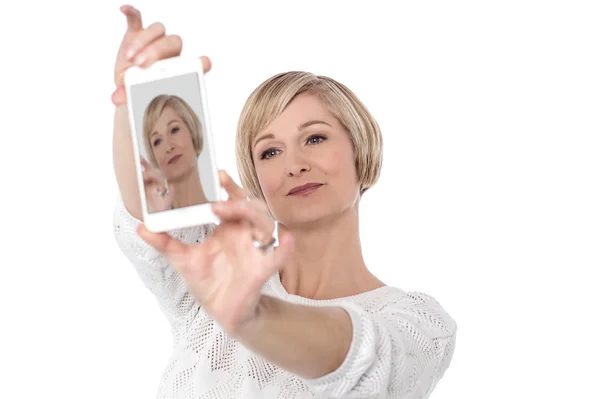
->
[124,56,223,233]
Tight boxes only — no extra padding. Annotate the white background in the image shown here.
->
[1,1,598,398]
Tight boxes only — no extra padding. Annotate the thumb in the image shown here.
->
[200,56,212,73]
[112,86,126,106]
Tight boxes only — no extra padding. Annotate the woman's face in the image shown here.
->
[252,92,360,227]
[149,106,198,180]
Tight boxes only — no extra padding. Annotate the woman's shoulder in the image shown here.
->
[366,285,450,313]
[352,285,456,329]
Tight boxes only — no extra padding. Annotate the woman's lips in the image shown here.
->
[287,183,323,196]
[167,154,182,164]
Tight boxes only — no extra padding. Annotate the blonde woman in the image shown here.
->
[111,5,457,399]
[140,94,207,212]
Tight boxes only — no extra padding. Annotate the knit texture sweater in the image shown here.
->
[113,197,457,398]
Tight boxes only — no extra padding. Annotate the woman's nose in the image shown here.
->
[286,159,311,176]
[164,138,175,153]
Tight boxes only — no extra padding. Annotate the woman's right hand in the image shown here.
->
[111,4,212,107]
[141,157,175,212]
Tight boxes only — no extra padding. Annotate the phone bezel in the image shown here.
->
[124,56,222,233]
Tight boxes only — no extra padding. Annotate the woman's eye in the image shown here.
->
[307,135,326,145]
[260,148,280,160]
[153,138,162,146]
[171,127,180,134]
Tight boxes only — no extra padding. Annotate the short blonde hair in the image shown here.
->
[235,71,383,200]
[143,94,203,167]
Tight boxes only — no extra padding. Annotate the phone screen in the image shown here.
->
[129,73,217,214]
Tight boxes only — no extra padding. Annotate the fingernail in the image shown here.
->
[134,54,146,65]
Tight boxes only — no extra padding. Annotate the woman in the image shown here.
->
[140,94,208,213]
[111,5,457,399]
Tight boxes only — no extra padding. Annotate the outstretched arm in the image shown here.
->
[235,292,457,399]
[234,294,353,380]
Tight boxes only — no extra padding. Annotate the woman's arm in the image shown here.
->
[234,295,353,379]
[112,105,143,219]
[235,292,457,398]
[113,196,214,338]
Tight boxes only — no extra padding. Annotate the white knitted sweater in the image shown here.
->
[113,197,457,399]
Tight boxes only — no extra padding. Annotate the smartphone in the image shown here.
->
[124,56,223,232]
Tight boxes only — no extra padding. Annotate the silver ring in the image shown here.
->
[253,236,276,254]
[159,186,169,198]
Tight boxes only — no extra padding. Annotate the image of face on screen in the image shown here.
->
[131,73,217,213]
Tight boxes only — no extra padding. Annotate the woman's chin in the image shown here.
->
[163,164,196,181]
[278,208,336,229]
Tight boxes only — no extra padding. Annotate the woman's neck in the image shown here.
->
[170,167,208,208]
[277,204,385,300]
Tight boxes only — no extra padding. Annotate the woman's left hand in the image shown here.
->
[136,170,294,335]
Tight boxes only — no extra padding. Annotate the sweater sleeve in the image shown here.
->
[301,292,457,398]
[112,196,215,339]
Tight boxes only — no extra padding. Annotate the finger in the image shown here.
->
[159,183,176,204]
[121,5,143,32]
[143,172,164,186]
[126,22,166,61]
[219,170,247,200]
[267,233,294,272]
[111,86,126,106]
[200,56,212,73]
[132,34,182,67]
[140,157,152,170]
[147,185,174,212]
[250,198,270,215]
[212,200,274,241]
[142,167,164,185]
[137,224,189,260]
